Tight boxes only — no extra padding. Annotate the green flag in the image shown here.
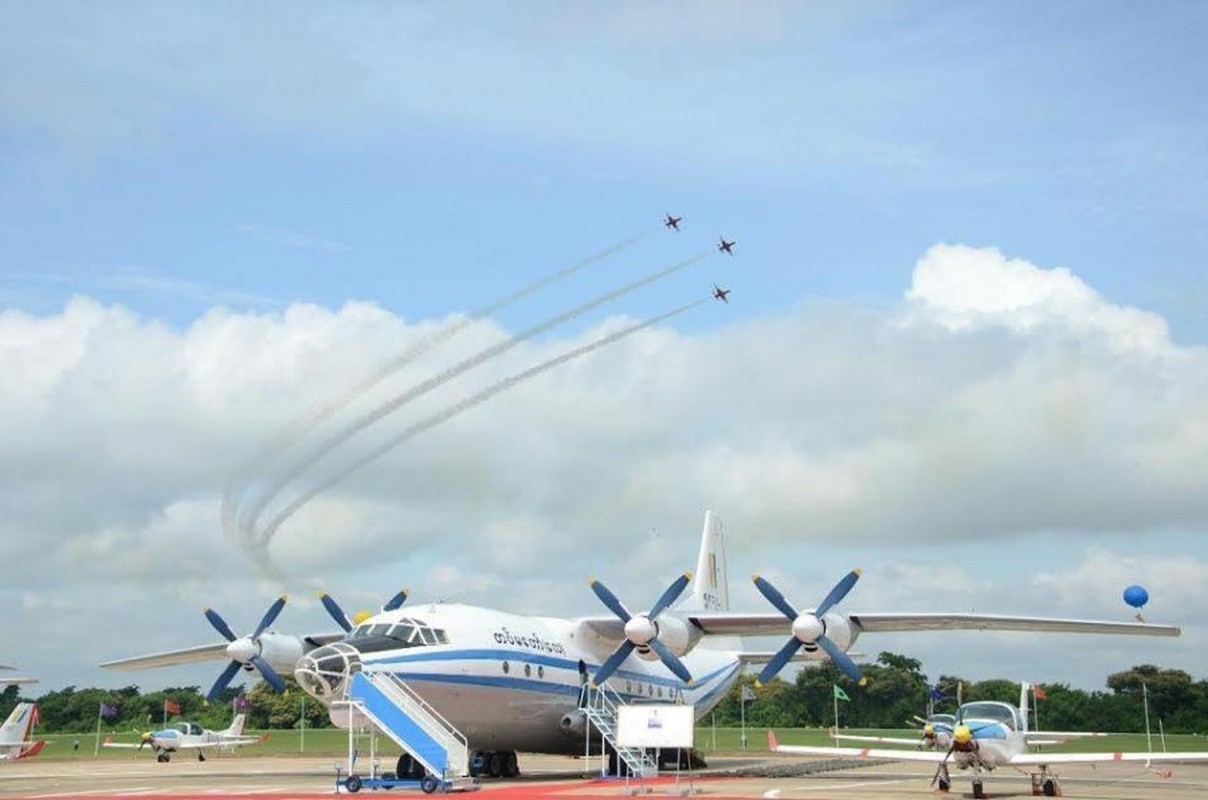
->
[833,684,850,702]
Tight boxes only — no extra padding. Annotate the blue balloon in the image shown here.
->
[1123,585,1149,609]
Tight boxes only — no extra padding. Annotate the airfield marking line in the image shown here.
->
[777,777,919,794]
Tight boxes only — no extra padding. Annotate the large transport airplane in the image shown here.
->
[103,511,1181,775]
[770,683,1208,798]
[0,704,44,761]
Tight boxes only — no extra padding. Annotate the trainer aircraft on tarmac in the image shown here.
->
[0,704,44,761]
[832,683,1109,751]
[103,714,266,762]
[712,285,731,303]
[103,511,1182,779]
[770,684,1208,799]
[717,237,736,255]
[663,213,682,231]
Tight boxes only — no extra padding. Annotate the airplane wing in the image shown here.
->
[1009,750,1208,766]
[100,634,343,670]
[101,739,148,750]
[172,734,267,750]
[0,677,37,686]
[831,733,927,746]
[618,611,1182,638]
[1025,731,1108,744]
[768,731,947,762]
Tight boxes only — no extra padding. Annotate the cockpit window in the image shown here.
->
[956,702,1019,730]
[349,618,449,648]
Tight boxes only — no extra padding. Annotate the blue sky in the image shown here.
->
[1,2,1206,695]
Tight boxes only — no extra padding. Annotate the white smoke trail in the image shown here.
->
[244,296,709,563]
[221,229,653,545]
[239,250,711,546]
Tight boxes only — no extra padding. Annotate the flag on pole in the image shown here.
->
[1033,684,1048,701]
[234,694,250,712]
[99,702,118,719]
[740,685,757,703]
[929,685,944,701]
[163,698,182,715]
[833,684,850,702]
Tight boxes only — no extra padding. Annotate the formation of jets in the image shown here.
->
[102,713,266,762]
[772,681,1208,798]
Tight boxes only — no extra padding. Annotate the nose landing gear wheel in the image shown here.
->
[973,779,985,799]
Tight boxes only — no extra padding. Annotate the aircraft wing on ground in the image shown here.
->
[99,634,344,670]
[1008,750,1208,766]
[173,734,268,749]
[768,731,946,762]
[100,740,147,750]
[832,733,925,746]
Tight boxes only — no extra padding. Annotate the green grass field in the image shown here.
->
[32,727,1207,762]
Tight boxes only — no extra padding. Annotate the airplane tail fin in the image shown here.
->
[0,704,37,746]
[684,510,729,612]
[16,739,45,760]
[224,713,247,738]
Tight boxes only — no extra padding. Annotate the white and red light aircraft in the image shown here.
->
[0,704,44,761]
[771,682,1208,798]
[103,511,1181,778]
[102,713,266,762]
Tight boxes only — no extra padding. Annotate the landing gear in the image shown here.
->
[1030,770,1061,796]
[972,779,986,799]
[937,777,951,793]
[468,750,519,779]
[156,752,170,763]
[197,751,206,762]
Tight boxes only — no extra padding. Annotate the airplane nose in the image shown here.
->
[953,724,976,751]
[295,642,362,702]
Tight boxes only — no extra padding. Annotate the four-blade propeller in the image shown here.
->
[589,573,694,687]
[203,596,289,702]
[752,569,865,686]
[319,589,409,633]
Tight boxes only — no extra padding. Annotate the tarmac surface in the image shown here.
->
[2,753,1207,799]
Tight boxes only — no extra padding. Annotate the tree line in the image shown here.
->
[710,655,1207,734]
[5,655,1204,734]
[0,678,331,734]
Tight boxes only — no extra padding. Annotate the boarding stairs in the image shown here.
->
[580,682,659,778]
[333,670,474,790]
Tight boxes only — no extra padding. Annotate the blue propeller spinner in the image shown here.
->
[318,589,410,633]
[588,572,694,687]
[753,569,865,686]
[203,596,289,703]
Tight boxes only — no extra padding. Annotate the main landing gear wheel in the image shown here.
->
[420,774,439,794]
[156,752,169,763]
[198,751,206,761]
[504,751,519,778]
[972,779,986,799]
[487,751,504,778]
[937,777,951,793]
[1043,777,1059,797]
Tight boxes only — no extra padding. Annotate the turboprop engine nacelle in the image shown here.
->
[254,633,305,671]
[635,614,695,661]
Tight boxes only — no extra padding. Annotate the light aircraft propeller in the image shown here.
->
[318,589,409,633]
[203,596,289,702]
[588,573,694,687]
[752,570,865,686]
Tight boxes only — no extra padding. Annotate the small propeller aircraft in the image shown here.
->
[103,714,266,762]
[831,683,1109,751]
[770,683,1208,798]
[712,285,730,303]
[663,213,682,231]
[0,704,44,761]
[103,511,1183,778]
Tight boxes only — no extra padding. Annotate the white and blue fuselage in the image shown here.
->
[297,602,743,754]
